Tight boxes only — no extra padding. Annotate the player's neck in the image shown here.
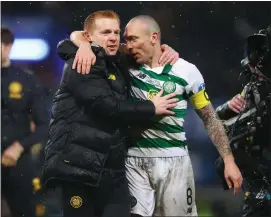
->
[1,58,11,68]
[145,46,162,69]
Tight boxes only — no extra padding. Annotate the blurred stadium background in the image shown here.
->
[1,1,271,216]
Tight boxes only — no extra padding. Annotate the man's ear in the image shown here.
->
[151,32,159,45]
[84,31,92,42]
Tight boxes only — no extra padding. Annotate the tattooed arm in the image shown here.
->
[196,104,232,159]
[196,103,243,194]
[184,63,242,194]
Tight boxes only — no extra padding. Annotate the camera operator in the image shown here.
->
[215,25,271,217]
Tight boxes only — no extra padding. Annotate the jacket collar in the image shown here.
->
[90,42,121,64]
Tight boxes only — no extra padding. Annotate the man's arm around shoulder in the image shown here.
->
[57,39,79,61]
[64,60,155,124]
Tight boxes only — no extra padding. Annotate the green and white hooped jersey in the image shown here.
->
[127,58,210,157]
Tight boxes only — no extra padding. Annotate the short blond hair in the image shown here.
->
[129,15,161,41]
[84,10,120,31]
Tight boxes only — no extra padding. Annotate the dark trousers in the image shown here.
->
[61,176,131,217]
[2,153,36,217]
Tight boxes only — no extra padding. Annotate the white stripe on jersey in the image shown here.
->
[158,116,184,127]
[141,129,186,141]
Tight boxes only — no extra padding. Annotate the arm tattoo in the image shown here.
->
[196,104,232,158]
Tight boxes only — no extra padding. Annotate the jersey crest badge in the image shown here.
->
[8,81,23,99]
[163,81,176,94]
[70,196,83,208]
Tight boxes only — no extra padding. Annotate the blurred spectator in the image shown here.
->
[1,27,50,217]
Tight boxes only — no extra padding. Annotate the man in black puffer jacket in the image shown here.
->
[42,10,177,217]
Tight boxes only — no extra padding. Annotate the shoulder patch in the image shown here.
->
[198,83,205,92]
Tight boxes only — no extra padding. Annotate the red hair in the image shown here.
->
[84,10,120,31]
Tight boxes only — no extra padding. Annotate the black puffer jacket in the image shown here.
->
[1,65,49,151]
[42,40,155,187]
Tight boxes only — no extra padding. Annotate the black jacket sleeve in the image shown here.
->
[216,101,238,120]
[19,76,50,149]
[63,60,155,124]
[57,39,78,61]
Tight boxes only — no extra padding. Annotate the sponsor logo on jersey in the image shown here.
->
[147,89,159,100]
[135,72,162,89]
[137,72,147,79]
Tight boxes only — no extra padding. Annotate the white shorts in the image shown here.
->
[125,155,197,217]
